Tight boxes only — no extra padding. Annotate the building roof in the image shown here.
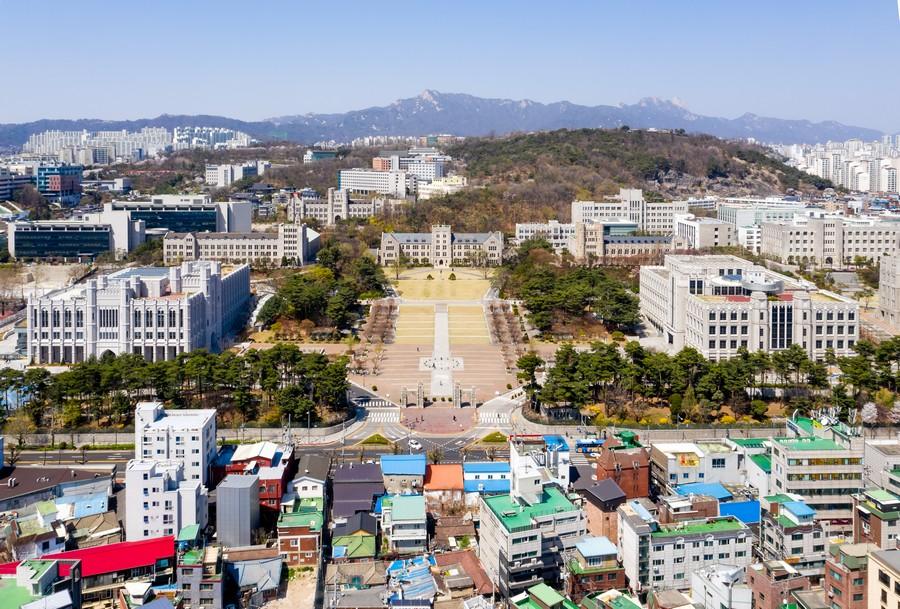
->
[783,501,816,518]
[387,495,426,521]
[231,441,280,463]
[651,516,746,539]
[482,486,579,531]
[218,474,259,489]
[296,454,329,482]
[771,437,845,451]
[0,466,113,504]
[0,535,173,578]
[719,500,761,524]
[433,550,492,595]
[576,536,617,558]
[675,482,732,501]
[750,454,772,473]
[424,465,464,491]
[333,482,383,518]
[730,438,768,448]
[582,479,627,504]
[528,583,565,608]
[333,512,377,537]
[177,524,200,542]
[872,549,900,574]
[543,435,569,451]
[334,463,383,483]
[380,455,426,476]
[135,402,215,431]
[463,462,510,474]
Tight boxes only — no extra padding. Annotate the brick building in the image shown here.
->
[824,542,876,609]
[579,479,626,544]
[594,442,649,500]
[746,560,811,609]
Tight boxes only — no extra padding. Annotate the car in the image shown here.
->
[408,439,422,451]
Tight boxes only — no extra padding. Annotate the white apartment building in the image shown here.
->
[571,189,688,234]
[514,220,576,252]
[416,175,467,200]
[649,440,743,492]
[379,225,503,267]
[716,198,808,227]
[338,168,413,197]
[27,261,251,365]
[760,215,900,268]
[769,435,863,535]
[124,460,207,541]
[618,499,752,594]
[690,565,752,609]
[639,254,859,361]
[163,222,320,267]
[879,254,900,331]
[134,401,217,486]
[286,188,407,226]
[759,494,826,578]
[204,161,269,188]
[674,214,736,250]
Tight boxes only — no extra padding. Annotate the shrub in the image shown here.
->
[506,383,513,390]
[58,441,68,450]
[371,385,378,392]
[719,415,736,425]
[482,431,508,443]
[448,273,457,280]
[611,330,625,342]
[426,274,434,280]
[657,417,669,425]
[361,433,392,445]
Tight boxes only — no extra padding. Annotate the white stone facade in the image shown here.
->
[134,401,217,486]
[379,225,503,267]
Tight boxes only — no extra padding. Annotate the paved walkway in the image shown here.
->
[430,303,454,396]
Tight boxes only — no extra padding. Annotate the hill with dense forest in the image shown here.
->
[382,128,833,234]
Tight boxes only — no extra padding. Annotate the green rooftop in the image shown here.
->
[750,454,772,473]
[763,493,796,504]
[607,596,643,609]
[278,496,325,532]
[857,489,900,520]
[332,534,376,559]
[650,516,745,539]
[731,438,767,448]
[180,549,203,565]
[567,558,619,575]
[177,524,200,542]
[513,584,579,609]
[772,437,844,451]
[387,495,425,522]
[35,501,57,517]
[0,578,34,608]
[483,486,579,532]
[866,489,900,504]
[20,560,53,580]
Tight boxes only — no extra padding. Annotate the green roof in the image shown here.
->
[772,437,844,451]
[388,495,425,521]
[750,454,772,473]
[333,534,376,558]
[180,549,203,565]
[36,501,57,516]
[567,558,620,575]
[764,494,796,504]
[650,516,745,538]
[483,486,579,532]
[731,438,767,448]
[177,524,200,542]
[0,578,34,608]
[866,489,899,503]
[793,417,817,436]
[20,560,53,580]
[529,583,565,607]
[608,596,643,609]
[278,496,324,532]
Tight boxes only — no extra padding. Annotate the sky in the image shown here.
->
[2,0,899,131]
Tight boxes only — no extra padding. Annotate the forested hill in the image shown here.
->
[389,128,832,234]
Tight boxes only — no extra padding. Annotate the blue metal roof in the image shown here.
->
[576,536,617,558]
[463,479,510,494]
[719,500,761,524]
[783,500,815,518]
[463,461,510,474]
[543,435,569,451]
[380,454,426,476]
[675,482,733,501]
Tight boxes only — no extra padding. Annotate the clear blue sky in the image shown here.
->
[2,0,898,131]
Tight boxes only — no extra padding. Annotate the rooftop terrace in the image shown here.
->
[483,486,579,532]
[650,516,746,539]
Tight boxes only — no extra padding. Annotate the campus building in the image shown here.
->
[286,188,407,226]
[163,222,320,267]
[760,215,900,267]
[571,189,689,235]
[36,165,83,205]
[879,254,900,331]
[674,214,736,250]
[27,261,251,365]
[379,224,504,267]
[338,168,413,197]
[7,221,115,260]
[639,254,859,361]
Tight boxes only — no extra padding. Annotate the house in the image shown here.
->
[0,559,82,609]
[578,479,626,544]
[176,546,223,609]
[0,466,114,513]
[581,589,643,609]
[649,440,742,495]
[325,560,388,607]
[510,583,579,609]
[382,495,427,555]
[759,494,827,578]
[380,455,427,494]
[222,546,283,609]
[217,441,297,514]
[333,464,384,520]
[65,511,123,549]
[332,513,378,561]
[462,462,510,498]
[432,516,476,552]
[0,503,66,561]
[690,564,752,609]
[564,536,625,602]
[594,443,650,500]
[291,454,329,500]
[746,560,811,609]
[277,497,324,566]
[433,550,492,596]
[424,464,465,515]
[0,535,175,609]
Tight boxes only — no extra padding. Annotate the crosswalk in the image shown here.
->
[570,451,591,466]
[353,397,395,408]
[478,412,511,426]
[365,409,401,423]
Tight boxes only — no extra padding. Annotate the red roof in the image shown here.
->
[725,295,751,302]
[0,536,174,578]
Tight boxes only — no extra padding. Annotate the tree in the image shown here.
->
[391,253,410,281]
[861,402,878,426]
[5,410,36,446]
[516,352,544,392]
[427,448,444,464]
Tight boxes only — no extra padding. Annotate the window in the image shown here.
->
[712,458,726,468]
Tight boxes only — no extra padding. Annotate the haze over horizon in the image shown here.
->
[2,0,899,132]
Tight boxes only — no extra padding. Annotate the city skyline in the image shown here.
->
[2,1,899,131]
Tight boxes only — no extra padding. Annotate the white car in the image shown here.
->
[408,439,422,451]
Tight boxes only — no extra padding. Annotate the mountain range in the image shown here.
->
[0,90,888,148]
